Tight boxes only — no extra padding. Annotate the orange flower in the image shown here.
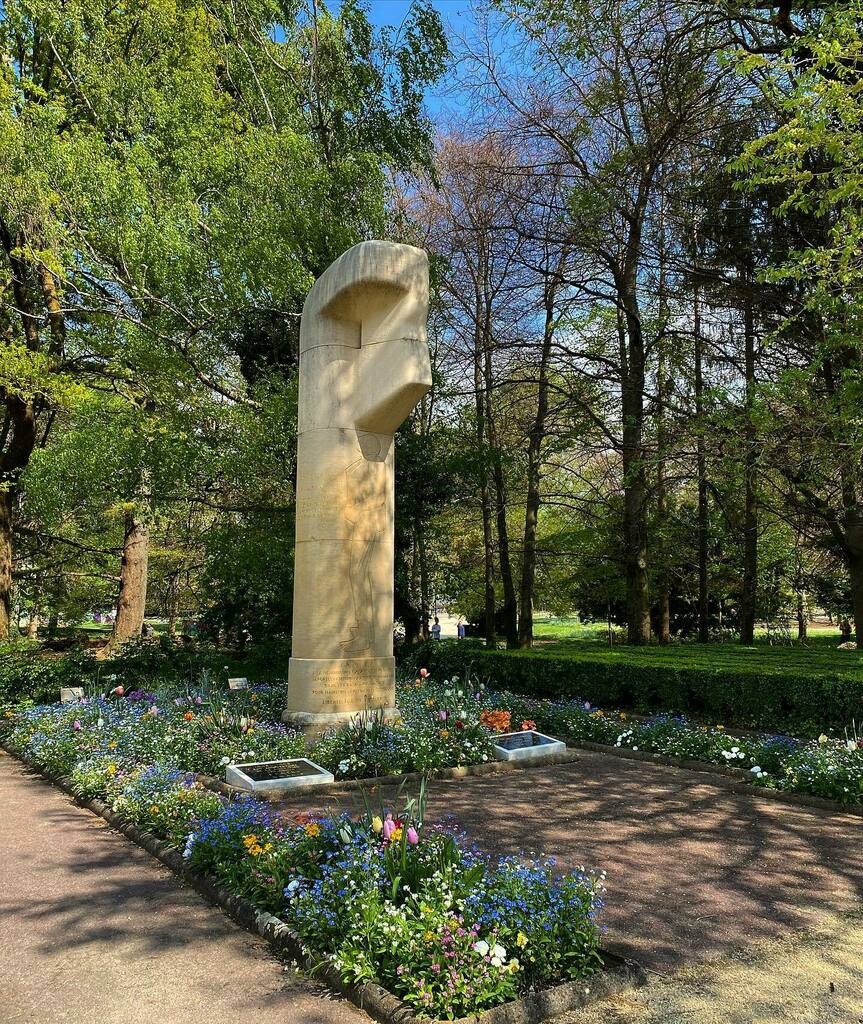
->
[480,710,512,733]
[520,719,536,731]
[184,711,194,721]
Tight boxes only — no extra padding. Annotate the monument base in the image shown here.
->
[284,655,397,737]
[282,706,400,740]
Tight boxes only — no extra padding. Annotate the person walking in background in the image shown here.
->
[431,616,441,640]
[840,617,852,642]
[457,617,466,639]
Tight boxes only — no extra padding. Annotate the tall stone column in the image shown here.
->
[283,241,432,729]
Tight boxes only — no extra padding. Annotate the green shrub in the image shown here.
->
[408,641,863,735]
[0,636,292,708]
[0,642,98,705]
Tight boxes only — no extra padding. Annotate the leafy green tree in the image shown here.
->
[0,0,448,639]
[735,2,863,642]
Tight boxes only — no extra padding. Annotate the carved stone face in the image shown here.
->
[299,242,432,434]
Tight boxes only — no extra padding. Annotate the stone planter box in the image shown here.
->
[493,730,567,762]
[226,757,334,792]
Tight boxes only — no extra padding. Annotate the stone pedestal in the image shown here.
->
[284,241,431,729]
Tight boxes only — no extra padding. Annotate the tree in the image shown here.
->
[474,0,731,642]
[1,0,448,639]
[734,2,863,642]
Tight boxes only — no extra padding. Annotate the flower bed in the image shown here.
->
[0,682,611,1020]
[398,677,863,806]
[183,795,605,1018]
[0,676,497,785]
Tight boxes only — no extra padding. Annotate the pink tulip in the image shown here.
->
[420,668,429,679]
[72,720,82,731]
[383,816,396,841]
[112,686,124,696]
[406,827,419,846]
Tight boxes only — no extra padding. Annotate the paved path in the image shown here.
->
[0,752,365,1024]
[3,748,862,1023]
[276,750,863,971]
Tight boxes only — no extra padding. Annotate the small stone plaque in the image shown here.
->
[228,677,249,690]
[226,757,334,792]
[60,687,84,702]
[493,730,566,762]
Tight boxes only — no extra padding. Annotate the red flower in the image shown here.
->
[455,720,465,730]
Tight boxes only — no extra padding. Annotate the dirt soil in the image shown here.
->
[561,909,863,1024]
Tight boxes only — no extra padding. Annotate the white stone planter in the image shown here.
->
[493,730,567,762]
[226,758,334,792]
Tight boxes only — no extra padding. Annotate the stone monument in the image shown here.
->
[284,241,432,729]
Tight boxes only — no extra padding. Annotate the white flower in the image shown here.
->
[491,944,506,960]
[474,940,490,956]
[750,765,762,774]
[490,956,503,968]
[220,756,230,766]
[338,759,350,773]
[632,746,638,752]
[285,879,302,896]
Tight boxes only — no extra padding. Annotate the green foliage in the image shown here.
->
[734,4,863,306]
[0,641,97,705]
[412,640,863,735]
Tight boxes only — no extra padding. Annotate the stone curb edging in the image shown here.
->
[0,743,645,1024]
[568,740,863,817]
[199,750,582,802]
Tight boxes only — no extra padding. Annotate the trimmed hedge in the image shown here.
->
[407,641,863,735]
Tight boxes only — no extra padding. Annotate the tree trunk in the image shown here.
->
[655,211,670,645]
[739,284,758,645]
[620,297,651,645]
[694,281,710,643]
[167,577,179,637]
[110,511,149,647]
[490,445,518,648]
[796,591,807,641]
[850,553,863,649]
[417,523,431,641]
[0,490,13,640]
[481,312,518,648]
[26,599,40,639]
[473,310,496,648]
[519,276,557,648]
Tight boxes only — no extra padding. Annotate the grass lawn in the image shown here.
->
[529,616,862,680]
